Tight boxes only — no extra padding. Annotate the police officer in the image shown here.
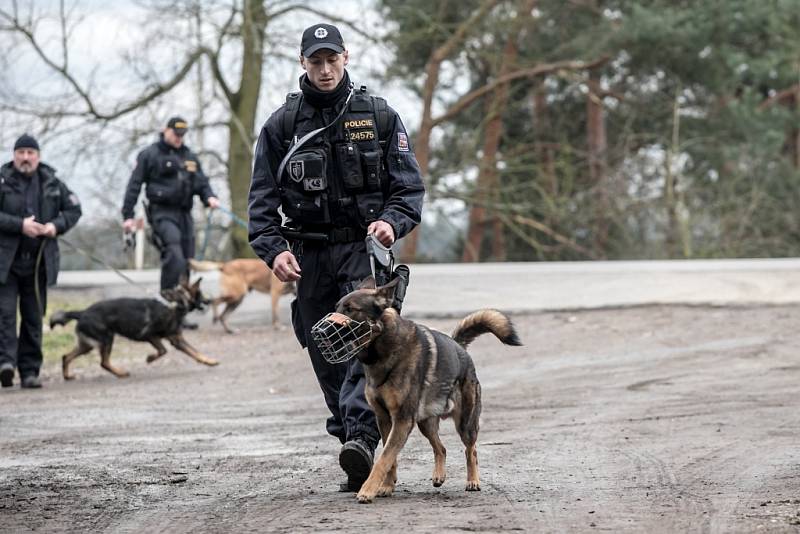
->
[0,134,82,389]
[248,24,425,491]
[122,117,219,292]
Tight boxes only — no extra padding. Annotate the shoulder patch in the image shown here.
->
[397,132,409,152]
[69,193,80,206]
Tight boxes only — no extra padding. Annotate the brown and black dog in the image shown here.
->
[189,258,294,333]
[330,277,522,503]
[50,278,218,379]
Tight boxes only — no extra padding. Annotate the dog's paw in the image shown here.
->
[376,484,395,497]
[432,474,446,487]
[117,372,131,379]
[63,374,75,381]
[356,491,375,504]
[146,354,159,364]
[465,481,481,491]
[204,358,220,366]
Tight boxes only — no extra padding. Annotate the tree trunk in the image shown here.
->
[400,0,502,263]
[531,81,558,200]
[788,91,799,169]
[586,69,609,258]
[399,68,434,263]
[226,0,266,257]
[463,0,534,262]
[664,90,680,258]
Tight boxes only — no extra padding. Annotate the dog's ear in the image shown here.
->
[191,277,203,291]
[376,276,400,294]
[374,276,400,308]
[358,276,376,290]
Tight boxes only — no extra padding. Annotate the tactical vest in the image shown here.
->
[279,86,391,231]
[145,147,199,210]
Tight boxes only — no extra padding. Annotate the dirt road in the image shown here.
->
[2,304,800,533]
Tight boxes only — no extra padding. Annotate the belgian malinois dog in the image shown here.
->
[50,278,218,379]
[189,258,295,333]
[322,277,522,503]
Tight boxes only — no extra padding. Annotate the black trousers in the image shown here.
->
[0,257,46,378]
[292,240,380,449]
[151,207,195,291]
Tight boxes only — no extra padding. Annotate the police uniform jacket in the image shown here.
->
[248,84,425,268]
[0,162,82,285]
[122,135,216,220]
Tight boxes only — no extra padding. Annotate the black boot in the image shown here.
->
[0,363,14,388]
[338,439,374,492]
[20,374,42,389]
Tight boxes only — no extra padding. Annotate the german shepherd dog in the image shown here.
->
[50,278,218,379]
[189,258,295,333]
[329,277,522,504]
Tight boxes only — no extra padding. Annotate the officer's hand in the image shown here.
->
[41,222,57,238]
[122,218,137,233]
[368,220,395,247]
[21,216,45,238]
[272,250,301,282]
[207,197,220,209]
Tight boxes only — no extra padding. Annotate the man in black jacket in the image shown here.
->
[248,24,425,492]
[122,117,219,291]
[0,134,82,389]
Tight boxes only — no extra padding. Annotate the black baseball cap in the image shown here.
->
[166,116,188,136]
[301,23,345,57]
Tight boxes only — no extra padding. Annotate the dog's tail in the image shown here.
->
[49,309,83,329]
[188,259,224,272]
[452,309,523,349]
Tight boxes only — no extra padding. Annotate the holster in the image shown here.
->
[391,264,410,313]
[143,202,165,252]
[364,234,410,313]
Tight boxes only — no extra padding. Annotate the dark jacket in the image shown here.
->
[122,135,216,219]
[248,88,425,268]
[0,162,82,285]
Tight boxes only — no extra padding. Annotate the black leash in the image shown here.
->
[58,236,147,289]
[36,236,172,318]
[34,239,46,317]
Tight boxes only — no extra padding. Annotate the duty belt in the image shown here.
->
[281,226,366,244]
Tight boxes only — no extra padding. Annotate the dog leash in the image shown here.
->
[197,211,214,261]
[35,237,155,318]
[34,239,46,317]
[56,236,171,305]
[215,205,248,229]
[197,205,247,261]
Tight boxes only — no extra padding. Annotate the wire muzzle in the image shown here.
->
[311,312,372,364]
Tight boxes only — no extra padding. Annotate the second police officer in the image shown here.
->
[248,24,425,491]
[122,117,220,295]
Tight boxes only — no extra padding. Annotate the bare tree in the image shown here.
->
[0,0,368,256]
